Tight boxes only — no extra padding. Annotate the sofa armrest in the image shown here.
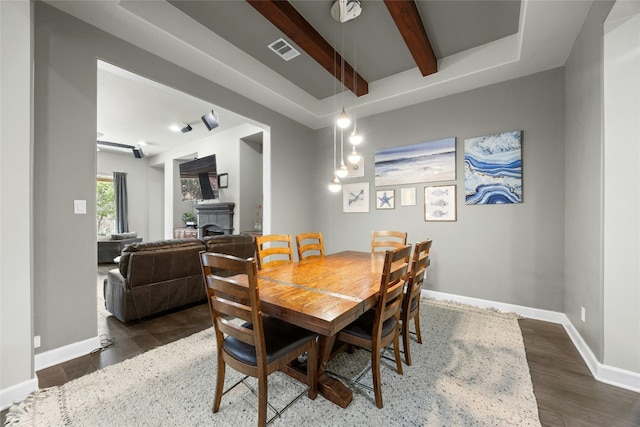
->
[104,269,132,322]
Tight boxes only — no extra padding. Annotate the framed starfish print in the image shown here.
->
[376,189,395,209]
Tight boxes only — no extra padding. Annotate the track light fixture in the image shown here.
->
[180,123,193,133]
[132,146,144,158]
[201,110,220,131]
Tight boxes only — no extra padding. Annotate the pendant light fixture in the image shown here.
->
[348,145,361,164]
[349,124,363,145]
[328,175,342,192]
[337,107,351,129]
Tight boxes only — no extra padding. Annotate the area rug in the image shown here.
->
[5,300,540,426]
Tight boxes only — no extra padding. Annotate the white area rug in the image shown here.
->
[5,300,540,426]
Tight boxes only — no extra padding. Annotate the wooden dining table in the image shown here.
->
[253,250,386,408]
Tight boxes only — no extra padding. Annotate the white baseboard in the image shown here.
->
[423,290,640,394]
[2,336,101,411]
[34,335,101,371]
[562,318,640,393]
[0,377,38,411]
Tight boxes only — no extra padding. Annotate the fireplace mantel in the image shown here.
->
[195,202,235,238]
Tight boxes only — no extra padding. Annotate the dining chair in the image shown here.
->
[401,239,432,366]
[255,234,293,270]
[371,230,408,253]
[336,244,412,408]
[200,252,318,427]
[295,232,325,260]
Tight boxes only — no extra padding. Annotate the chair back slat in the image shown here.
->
[296,232,325,260]
[371,230,408,253]
[206,275,251,300]
[210,298,253,322]
[216,317,256,346]
[255,234,293,269]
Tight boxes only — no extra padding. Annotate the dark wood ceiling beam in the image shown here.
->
[246,0,368,97]
[384,0,437,76]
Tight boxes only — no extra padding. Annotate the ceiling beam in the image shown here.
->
[384,0,437,76]
[246,0,369,97]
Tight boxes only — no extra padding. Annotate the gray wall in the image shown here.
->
[564,1,613,362]
[32,2,317,353]
[239,136,263,233]
[0,0,34,393]
[317,69,566,311]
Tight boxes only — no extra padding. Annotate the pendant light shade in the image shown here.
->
[348,146,361,164]
[337,107,351,129]
[336,163,349,178]
[328,175,342,192]
[349,125,363,145]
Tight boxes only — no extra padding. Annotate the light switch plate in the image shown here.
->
[74,199,87,214]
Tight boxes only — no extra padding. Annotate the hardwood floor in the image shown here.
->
[520,318,639,426]
[2,270,638,425]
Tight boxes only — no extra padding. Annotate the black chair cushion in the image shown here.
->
[340,309,397,340]
[223,316,316,366]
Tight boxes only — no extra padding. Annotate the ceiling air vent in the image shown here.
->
[268,38,300,61]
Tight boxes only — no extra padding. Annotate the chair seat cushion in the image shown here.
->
[340,309,397,340]
[223,316,316,366]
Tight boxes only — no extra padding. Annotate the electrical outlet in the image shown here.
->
[581,307,586,322]
[34,335,41,348]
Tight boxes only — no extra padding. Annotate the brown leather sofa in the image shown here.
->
[103,234,255,322]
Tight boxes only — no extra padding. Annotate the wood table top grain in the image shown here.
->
[255,251,385,336]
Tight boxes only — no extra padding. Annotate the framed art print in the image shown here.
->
[376,189,395,209]
[400,187,416,206]
[343,182,369,213]
[464,130,522,204]
[375,137,456,186]
[217,173,228,188]
[425,185,456,221]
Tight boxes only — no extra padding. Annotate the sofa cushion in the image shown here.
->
[203,233,255,259]
[119,238,204,276]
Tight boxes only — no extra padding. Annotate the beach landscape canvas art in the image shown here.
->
[464,131,522,205]
[375,137,456,187]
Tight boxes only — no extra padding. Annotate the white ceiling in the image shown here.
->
[47,0,593,157]
[97,61,250,157]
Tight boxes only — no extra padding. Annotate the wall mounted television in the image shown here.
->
[179,154,218,201]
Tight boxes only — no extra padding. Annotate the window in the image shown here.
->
[97,177,115,236]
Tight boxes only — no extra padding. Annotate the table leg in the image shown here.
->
[281,334,353,408]
[316,335,353,408]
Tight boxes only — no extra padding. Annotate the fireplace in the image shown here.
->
[195,202,235,238]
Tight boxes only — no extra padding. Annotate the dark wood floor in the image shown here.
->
[2,270,638,425]
[519,318,639,426]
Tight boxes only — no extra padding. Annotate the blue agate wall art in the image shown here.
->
[464,130,522,205]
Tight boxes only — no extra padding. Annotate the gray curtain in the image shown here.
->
[113,172,129,233]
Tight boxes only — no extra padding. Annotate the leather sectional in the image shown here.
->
[103,234,255,322]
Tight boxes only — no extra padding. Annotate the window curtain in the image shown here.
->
[113,172,129,233]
